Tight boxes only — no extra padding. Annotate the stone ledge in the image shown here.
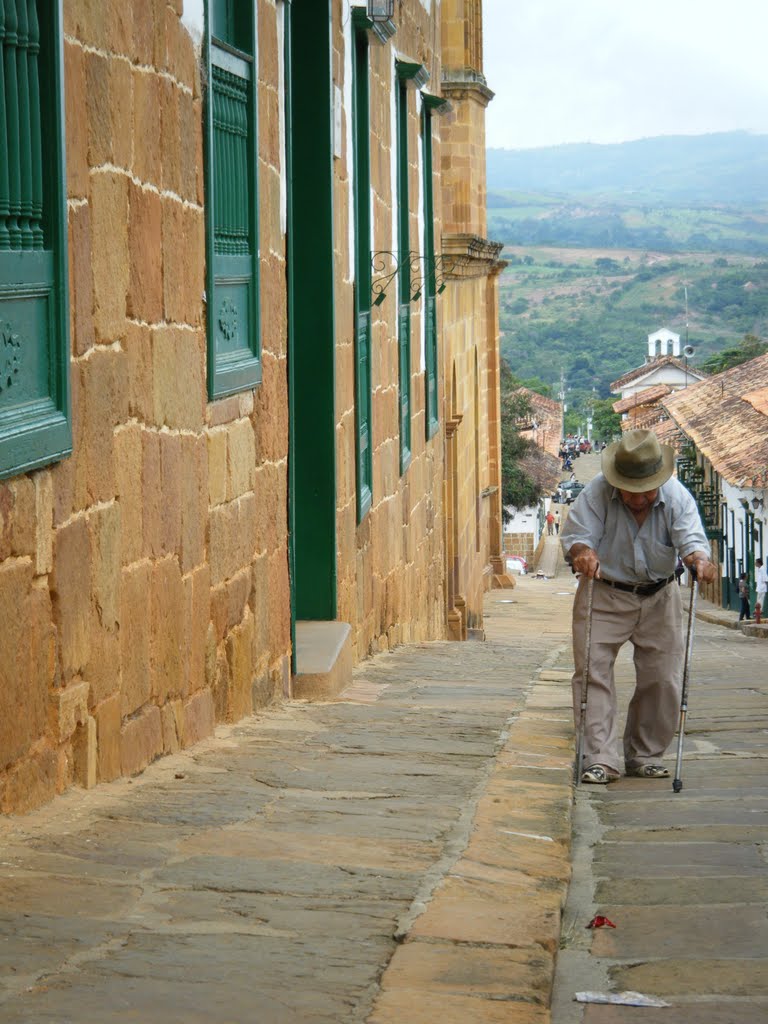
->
[292,620,353,700]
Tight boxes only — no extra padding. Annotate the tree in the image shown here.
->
[591,398,622,441]
[519,376,553,398]
[500,359,545,516]
[699,334,768,375]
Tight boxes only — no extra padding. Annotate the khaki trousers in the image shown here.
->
[571,578,684,774]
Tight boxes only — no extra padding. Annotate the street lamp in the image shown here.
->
[367,0,395,18]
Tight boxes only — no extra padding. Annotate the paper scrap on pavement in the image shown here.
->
[575,991,670,1008]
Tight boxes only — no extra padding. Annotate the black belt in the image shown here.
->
[598,574,676,597]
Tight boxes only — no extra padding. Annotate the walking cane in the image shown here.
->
[575,576,595,787]
[673,568,698,793]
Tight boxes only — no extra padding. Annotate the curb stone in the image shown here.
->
[367,664,575,1024]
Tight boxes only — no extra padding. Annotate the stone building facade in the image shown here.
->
[0,0,503,813]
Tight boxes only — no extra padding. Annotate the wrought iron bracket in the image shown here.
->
[371,251,459,305]
[371,251,407,306]
[408,253,459,300]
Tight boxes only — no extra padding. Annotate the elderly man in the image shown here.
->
[561,430,716,784]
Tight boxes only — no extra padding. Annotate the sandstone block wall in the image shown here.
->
[438,0,505,637]
[332,1,448,659]
[1,0,502,815]
[0,0,290,814]
[441,273,500,634]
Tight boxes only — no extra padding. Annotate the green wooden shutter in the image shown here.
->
[204,0,261,399]
[352,15,372,520]
[396,77,411,473]
[422,104,438,439]
[0,0,70,480]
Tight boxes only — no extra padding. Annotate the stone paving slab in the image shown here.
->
[589,904,768,958]
[611,959,768,997]
[591,840,765,876]
[596,875,768,906]
[378,941,553,1002]
[369,990,550,1024]
[0,579,576,1024]
[582,1004,767,1024]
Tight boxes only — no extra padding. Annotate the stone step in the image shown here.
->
[292,619,353,699]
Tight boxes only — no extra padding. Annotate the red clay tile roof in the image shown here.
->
[611,356,707,392]
[612,383,672,414]
[652,417,689,452]
[513,387,563,458]
[518,447,562,492]
[744,387,768,416]
[620,405,669,430]
[661,353,768,487]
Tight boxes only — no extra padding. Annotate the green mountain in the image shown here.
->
[486,134,768,421]
[487,132,768,204]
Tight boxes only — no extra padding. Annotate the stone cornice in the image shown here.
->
[440,68,495,106]
[442,234,507,279]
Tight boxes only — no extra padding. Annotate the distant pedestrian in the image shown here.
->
[755,558,767,620]
[738,573,751,621]
[554,511,561,535]
[546,511,555,536]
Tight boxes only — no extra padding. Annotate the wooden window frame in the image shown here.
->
[421,101,438,439]
[0,0,71,480]
[395,73,411,473]
[351,13,373,520]
[203,0,261,401]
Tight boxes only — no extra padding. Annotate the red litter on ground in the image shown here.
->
[586,915,617,929]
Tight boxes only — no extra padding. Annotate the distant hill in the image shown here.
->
[487,132,768,205]
[487,132,768,418]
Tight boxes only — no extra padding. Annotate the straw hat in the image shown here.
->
[601,429,675,493]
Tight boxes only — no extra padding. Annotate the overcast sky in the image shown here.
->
[484,0,768,150]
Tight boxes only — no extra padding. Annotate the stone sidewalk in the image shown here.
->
[0,577,576,1024]
[552,588,768,1022]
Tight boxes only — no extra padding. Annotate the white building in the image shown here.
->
[611,327,708,408]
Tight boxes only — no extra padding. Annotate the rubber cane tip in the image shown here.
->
[672,779,683,793]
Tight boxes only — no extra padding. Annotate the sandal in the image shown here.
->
[627,764,669,779]
[581,764,620,785]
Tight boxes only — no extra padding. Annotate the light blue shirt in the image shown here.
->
[560,474,710,585]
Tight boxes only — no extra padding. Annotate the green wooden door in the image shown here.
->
[287,0,337,622]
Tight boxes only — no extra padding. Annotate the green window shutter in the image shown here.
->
[204,0,261,400]
[352,17,372,520]
[421,104,438,439]
[395,77,411,473]
[0,0,71,480]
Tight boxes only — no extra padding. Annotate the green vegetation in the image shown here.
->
[489,194,768,255]
[496,247,768,427]
[590,398,622,442]
[699,333,768,374]
[489,133,768,439]
[500,361,544,516]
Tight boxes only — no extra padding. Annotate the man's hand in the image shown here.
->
[684,551,716,583]
[568,544,601,579]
